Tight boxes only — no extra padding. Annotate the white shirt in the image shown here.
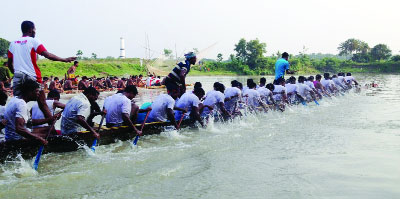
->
[32,100,55,128]
[0,105,5,120]
[203,90,225,108]
[345,76,355,84]
[175,92,200,113]
[4,97,29,140]
[148,94,175,122]
[285,83,299,102]
[61,93,91,135]
[273,85,287,101]
[257,87,272,103]
[104,93,131,124]
[298,83,312,98]
[243,88,261,107]
[305,81,315,89]
[224,87,241,112]
[8,36,47,82]
[321,79,334,92]
[338,76,345,84]
[332,78,344,88]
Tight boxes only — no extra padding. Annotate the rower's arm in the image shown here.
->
[138,107,152,113]
[122,113,141,135]
[173,106,187,113]
[77,115,100,139]
[191,106,204,127]
[32,113,59,126]
[53,101,66,109]
[218,102,231,117]
[166,108,178,129]
[286,69,295,74]
[269,93,276,104]
[353,80,359,85]
[15,118,47,145]
[41,51,76,63]
[7,57,14,74]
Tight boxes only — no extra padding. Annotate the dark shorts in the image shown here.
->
[13,72,40,97]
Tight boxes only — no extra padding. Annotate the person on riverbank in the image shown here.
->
[274,52,295,81]
[164,52,196,96]
[7,21,76,120]
[61,87,100,139]
[67,61,79,80]
[103,85,142,135]
[147,89,186,129]
[4,79,59,144]
[0,62,11,89]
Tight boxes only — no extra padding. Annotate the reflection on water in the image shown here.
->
[1,74,400,199]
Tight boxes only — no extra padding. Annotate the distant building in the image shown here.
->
[119,37,126,59]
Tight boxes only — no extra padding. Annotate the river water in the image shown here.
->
[0,74,399,199]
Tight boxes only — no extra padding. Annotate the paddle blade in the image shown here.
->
[301,101,307,106]
[91,139,97,152]
[133,135,139,146]
[33,146,44,171]
[314,100,320,105]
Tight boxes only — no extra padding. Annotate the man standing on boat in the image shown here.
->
[7,21,76,120]
[61,87,100,139]
[103,85,142,136]
[164,52,196,97]
[274,52,295,82]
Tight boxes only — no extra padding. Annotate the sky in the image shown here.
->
[1,0,399,60]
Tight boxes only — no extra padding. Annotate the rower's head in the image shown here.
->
[323,73,330,79]
[332,75,337,78]
[249,82,257,89]
[260,77,266,85]
[282,52,289,61]
[298,76,306,83]
[43,77,49,83]
[214,82,225,93]
[185,52,197,65]
[274,77,285,86]
[316,74,322,81]
[21,79,40,101]
[266,83,275,92]
[194,82,202,89]
[168,89,180,100]
[54,77,59,82]
[82,76,88,81]
[308,76,314,81]
[288,76,296,84]
[231,80,239,88]
[246,79,254,87]
[0,90,8,106]
[83,87,100,102]
[21,21,36,38]
[238,82,243,90]
[193,87,205,100]
[123,85,138,100]
[346,72,352,76]
[47,89,61,101]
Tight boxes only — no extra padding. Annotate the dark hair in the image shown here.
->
[54,77,59,81]
[324,73,330,79]
[308,76,314,81]
[139,74,143,77]
[249,82,257,89]
[316,74,322,80]
[346,72,352,76]
[47,89,60,99]
[43,77,49,81]
[282,52,289,58]
[124,85,138,95]
[260,77,266,84]
[193,87,205,97]
[82,76,88,80]
[74,61,79,65]
[21,79,40,94]
[332,75,337,78]
[246,78,254,85]
[266,83,275,91]
[214,82,225,93]
[231,80,239,87]
[83,86,99,96]
[0,90,8,105]
[194,82,202,89]
[288,76,296,84]
[274,77,285,85]
[238,82,243,90]
[298,76,306,82]
[21,21,35,33]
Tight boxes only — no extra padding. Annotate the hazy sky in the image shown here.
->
[2,0,399,59]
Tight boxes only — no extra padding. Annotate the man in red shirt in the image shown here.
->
[8,21,76,118]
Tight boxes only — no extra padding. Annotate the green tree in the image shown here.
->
[76,50,83,60]
[91,53,97,59]
[217,53,223,62]
[0,38,10,57]
[371,44,392,60]
[338,38,369,56]
[391,55,400,62]
[245,38,266,70]
[234,38,247,62]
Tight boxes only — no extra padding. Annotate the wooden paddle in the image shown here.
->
[176,112,186,130]
[91,108,105,152]
[33,111,62,171]
[133,110,151,146]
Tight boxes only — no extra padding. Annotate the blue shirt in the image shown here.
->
[274,58,290,80]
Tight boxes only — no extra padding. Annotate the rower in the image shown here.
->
[103,86,142,135]
[272,77,288,104]
[306,76,322,99]
[243,81,264,111]
[345,72,359,88]
[145,75,154,87]
[31,90,65,130]
[257,81,275,105]
[203,82,231,118]
[63,79,76,91]
[0,90,8,131]
[285,76,300,104]
[224,80,242,114]
[49,77,63,92]
[147,89,186,129]
[92,78,105,89]
[164,52,196,96]
[274,52,295,82]
[332,75,346,91]
[259,77,266,88]
[321,73,337,94]
[297,76,317,102]
[61,87,100,139]
[78,76,89,90]
[4,79,60,144]
[314,74,331,97]
[175,86,206,127]
[7,21,75,121]
[117,78,127,89]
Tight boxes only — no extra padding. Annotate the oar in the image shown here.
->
[133,111,150,146]
[176,112,186,130]
[301,100,307,106]
[91,108,105,152]
[314,99,320,106]
[33,111,62,171]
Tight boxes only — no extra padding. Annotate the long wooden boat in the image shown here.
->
[0,120,194,163]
